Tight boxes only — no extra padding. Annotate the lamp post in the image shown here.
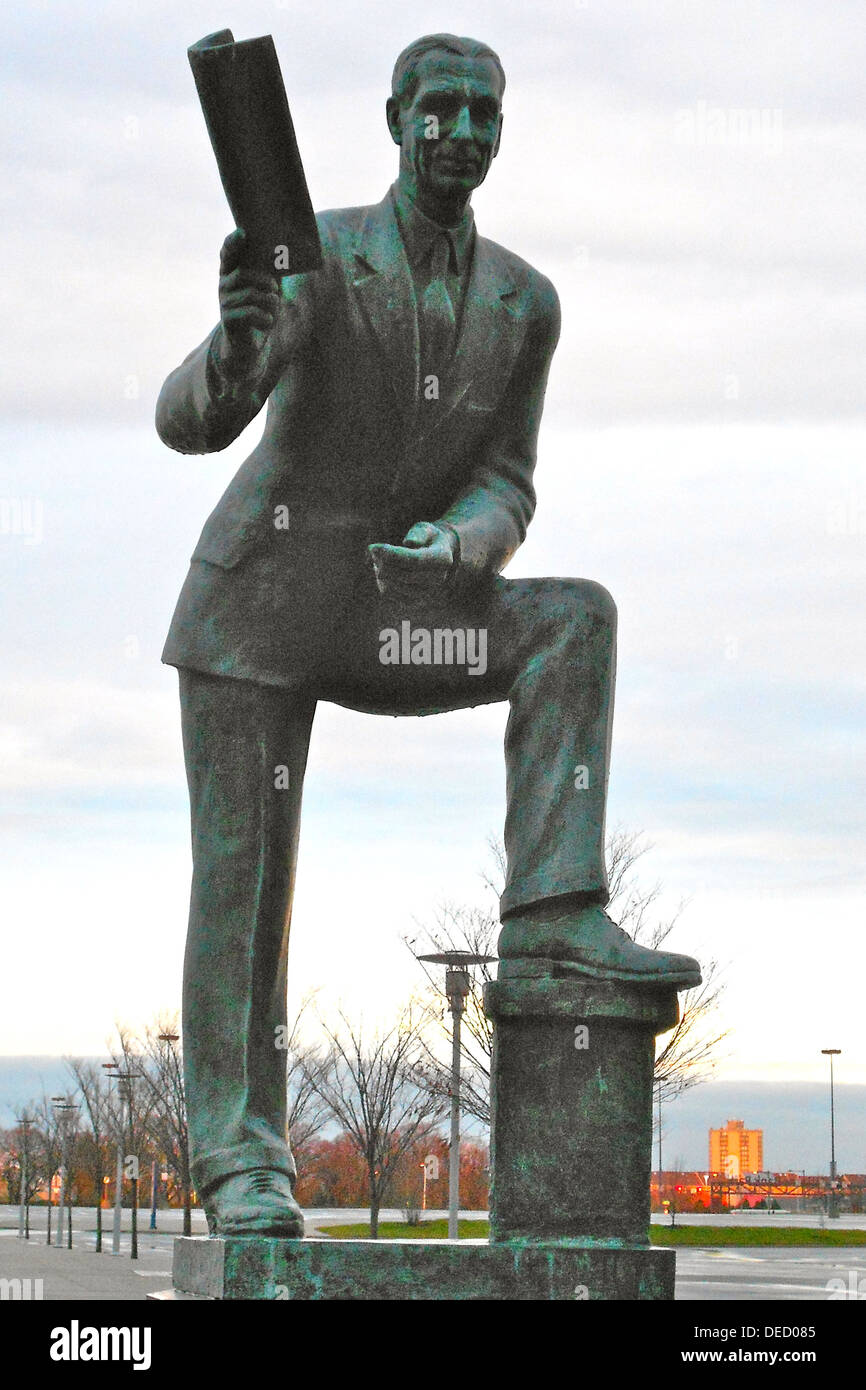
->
[51,1097,66,1248]
[102,1062,122,1254]
[116,1070,143,1259]
[51,1097,77,1249]
[656,1079,663,1211]
[821,1048,841,1219]
[15,1113,33,1240]
[50,1095,64,1247]
[149,1158,159,1231]
[417,950,494,1240]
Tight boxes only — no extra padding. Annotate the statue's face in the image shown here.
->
[388,53,503,208]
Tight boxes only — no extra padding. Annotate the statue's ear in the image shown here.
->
[385,97,403,146]
[493,112,503,159]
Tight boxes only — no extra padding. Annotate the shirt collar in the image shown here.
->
[389,182,475,277]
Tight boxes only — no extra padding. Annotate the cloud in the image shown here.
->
[1,1,864,422]
[2,2,864,1067]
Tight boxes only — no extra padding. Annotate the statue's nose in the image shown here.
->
[452,105,473,140]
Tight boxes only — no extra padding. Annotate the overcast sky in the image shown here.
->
[1,1,864,1099]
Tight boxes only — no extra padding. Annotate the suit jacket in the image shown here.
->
[157,189,561,687]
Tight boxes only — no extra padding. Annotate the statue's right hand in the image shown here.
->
[215,228,281,377]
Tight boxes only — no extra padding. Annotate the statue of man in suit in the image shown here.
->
[156,33,700,1237]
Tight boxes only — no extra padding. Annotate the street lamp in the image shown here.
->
[116,1070,143,1259]
[656,1080,663,1210]
[417,950,495,1240]
[102,1062,123,1254]
[15,1113,33,1240]
[51,1097,77,1249]
[51,1096,67,1248]
[821,1048,842,1219]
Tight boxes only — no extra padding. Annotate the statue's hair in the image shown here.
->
[391,34,505,107]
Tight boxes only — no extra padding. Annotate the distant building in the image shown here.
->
[709,1118,763,1177]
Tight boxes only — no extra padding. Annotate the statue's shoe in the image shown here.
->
[205,1167,305,1238]
[498,905,701,988]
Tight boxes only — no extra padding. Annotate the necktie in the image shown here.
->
[422,232,457,371]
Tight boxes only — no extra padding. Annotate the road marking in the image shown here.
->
[704,1250,766,1261]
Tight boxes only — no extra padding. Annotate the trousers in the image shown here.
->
[178,570,617,1193]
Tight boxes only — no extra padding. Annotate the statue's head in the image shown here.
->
[386,34,505,218]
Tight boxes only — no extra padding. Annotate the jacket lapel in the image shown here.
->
[349,195,527,452]
[350,195,419,432]
[415,236,524,443]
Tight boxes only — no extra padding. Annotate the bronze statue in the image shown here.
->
[156,33,700,1239]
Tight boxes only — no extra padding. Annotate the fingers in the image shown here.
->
[222,305,277,333]
[402,521,438,547]
[380,544,425,564]
[371,543,436,568]
[220,285,280,314]
[220,294,280,324]
[369,538,449,568]
[219,266,281,297]
[220,227,250,275]
[218,234,280,339]
[221,228,299,281]
[366,538,452,598]
[220,230,280,303]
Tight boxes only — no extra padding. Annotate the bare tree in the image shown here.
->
[102,1024,158,1239]
[408,830,729,1122]
[303,1004,447,1237]
[136,1015,193,1235]
[282,995,333,1174]
[65,1059,113,1250]
[30,1094,72,1244]
[1,1115,42,1213]
[604,828,729,1101]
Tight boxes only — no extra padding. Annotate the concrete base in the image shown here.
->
[165,1235,674,1301]
[486,976,679,1243]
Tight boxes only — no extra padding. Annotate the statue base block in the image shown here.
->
[164,1235,674,1300]
[485,976,678,1244]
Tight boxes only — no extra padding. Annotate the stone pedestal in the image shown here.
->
[485,972,678,1244]
[156,970,680,1301]
[164,1234,673,1300]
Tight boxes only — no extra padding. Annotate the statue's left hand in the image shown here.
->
[368,522,456,599]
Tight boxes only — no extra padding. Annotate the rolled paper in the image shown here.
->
[188,29,323,276]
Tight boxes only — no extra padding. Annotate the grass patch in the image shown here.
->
[323,1219,489,1240]
[650,1226,866,1248]
[323,1221,866,1248]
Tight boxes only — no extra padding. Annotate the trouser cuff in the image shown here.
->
[193,1141,296,1199]
[500,877,609,922]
